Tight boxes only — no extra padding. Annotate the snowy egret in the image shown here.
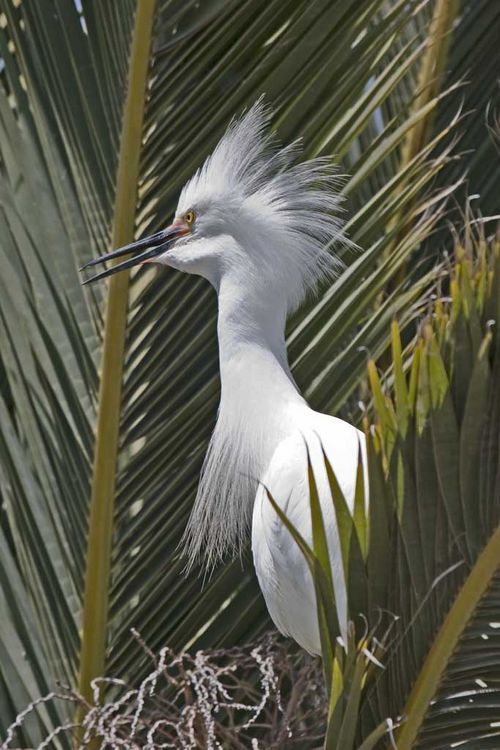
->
[81,102,366,655]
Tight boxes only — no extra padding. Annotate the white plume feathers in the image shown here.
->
[177,99,348,313]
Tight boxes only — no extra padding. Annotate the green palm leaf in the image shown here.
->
[362,235,500,747]
[274,225,499,748]
[0,1,498,744]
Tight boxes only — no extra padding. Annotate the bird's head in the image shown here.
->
[81,100,348,312]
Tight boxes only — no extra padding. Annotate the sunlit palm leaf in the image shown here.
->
[278,225,499,748]
[362,233,500,747]
[0,1,498,741]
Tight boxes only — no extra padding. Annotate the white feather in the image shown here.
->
[175,100,347,313]
[171,101,352,572]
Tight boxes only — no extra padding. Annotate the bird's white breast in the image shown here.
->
[251,409,366,654]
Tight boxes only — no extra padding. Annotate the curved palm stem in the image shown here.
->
[77,0,156,709]
[398,0,460,172]
[383,0,460,276]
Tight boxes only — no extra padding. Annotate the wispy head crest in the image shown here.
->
[178,99,350,313]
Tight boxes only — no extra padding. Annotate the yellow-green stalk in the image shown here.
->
[77,0,156,719]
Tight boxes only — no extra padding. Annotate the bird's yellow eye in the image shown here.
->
[184,210,196,226]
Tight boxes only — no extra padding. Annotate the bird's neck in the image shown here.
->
[183,274,307,568]
[216,274,303,412]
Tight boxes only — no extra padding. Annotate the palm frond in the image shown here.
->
[267,220,499,748]
[365,227,500,747]
[0,2,498,740]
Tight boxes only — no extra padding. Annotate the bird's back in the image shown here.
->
[252,407,366,654]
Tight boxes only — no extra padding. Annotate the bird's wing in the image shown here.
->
[252,410,366,653]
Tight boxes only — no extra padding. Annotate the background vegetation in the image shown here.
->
[0,0,498,747]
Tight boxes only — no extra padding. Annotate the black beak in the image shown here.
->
[80,222,189,285]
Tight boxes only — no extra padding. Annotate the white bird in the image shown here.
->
[82,102,367,655]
